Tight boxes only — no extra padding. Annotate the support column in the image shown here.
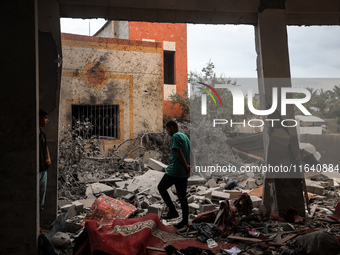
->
[255,9,305,217]
[38,0,62,227]
[0,1,39,254]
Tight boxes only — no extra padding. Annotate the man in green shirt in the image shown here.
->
[157,121,190,229]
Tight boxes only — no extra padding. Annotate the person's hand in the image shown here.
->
[186,164,190,174]
[45,159,51,168]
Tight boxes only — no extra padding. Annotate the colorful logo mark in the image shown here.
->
[197,82,222,106]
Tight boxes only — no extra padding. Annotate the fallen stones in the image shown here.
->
[147,158,167,171]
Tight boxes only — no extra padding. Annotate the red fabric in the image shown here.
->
[328,201,340,221]
[82,195,137,227]
[74,213,180,255]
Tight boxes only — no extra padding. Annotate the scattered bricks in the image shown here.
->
[147,204,163,217]
[187,176,206,186]
[199,204,216,213]
[212,191,230,200]
[189,203,200,210]
[250,196,262,208]
[207,179,218,188]
[224,190,241,199]
[114,188,132,197]
[147,158,167,171]
[71,201,84,214]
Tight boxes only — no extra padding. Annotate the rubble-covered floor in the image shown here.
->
[42,153,340,255]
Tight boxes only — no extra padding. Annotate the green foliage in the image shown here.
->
[294,85,340,119]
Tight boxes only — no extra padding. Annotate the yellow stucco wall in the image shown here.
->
[60,33,163,155]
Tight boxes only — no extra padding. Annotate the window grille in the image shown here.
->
[71,104,120,139]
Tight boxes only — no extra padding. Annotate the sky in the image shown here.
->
[60,18,340,91]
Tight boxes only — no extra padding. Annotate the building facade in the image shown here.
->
[95,21,188,119]
[60,33,163,155]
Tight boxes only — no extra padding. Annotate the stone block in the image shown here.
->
[250,196,262,208]
[224,190,241,199]
[71,201,84,214]
[212,191,230,200]
[306,185,324,195]
[199,204,216,213]
[147,204,163,217]
[188,175,206,185]
[147,158,167,171]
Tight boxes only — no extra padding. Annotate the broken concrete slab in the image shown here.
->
[147,158,167,171]
[305,180,325,195]
[114,188,133,197]
[143,150,162,165]
[61,204,77,219]
[127,170,164,195]
[224,190,242,199]
[187,175,206,186]
[71,201,84,214]
[212,191,230,200]
[76,199,95,209]
[250,196,262,208]
[89,182,115,197]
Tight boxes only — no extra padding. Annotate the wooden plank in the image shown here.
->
[277,233,298,245]
[227,236,263,243]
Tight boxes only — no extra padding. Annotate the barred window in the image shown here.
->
[71,105,120,139]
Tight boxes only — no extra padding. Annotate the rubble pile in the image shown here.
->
[51,152,340,255]
[51,127,340,254]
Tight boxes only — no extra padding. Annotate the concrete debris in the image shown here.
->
[56,130,340,255]
[147,158,168,171]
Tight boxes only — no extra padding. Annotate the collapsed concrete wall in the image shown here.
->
[60,33,163,155]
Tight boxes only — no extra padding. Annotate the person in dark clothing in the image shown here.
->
[158,120,191,229]
[39,109,51,211]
